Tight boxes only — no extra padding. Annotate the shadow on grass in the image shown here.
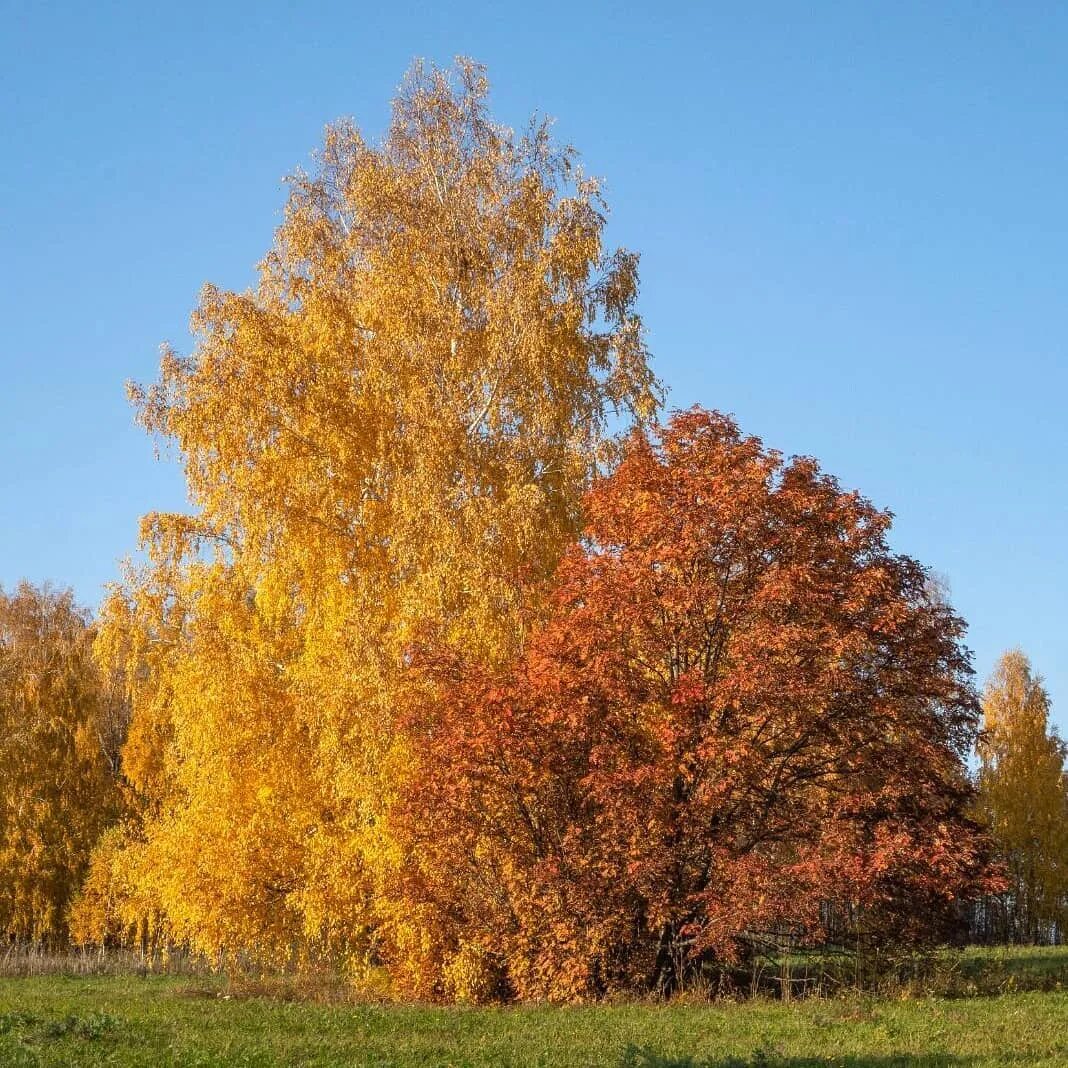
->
[0,1010,120,1041]
[619,1049,991,1067]
[958,949,1068,978]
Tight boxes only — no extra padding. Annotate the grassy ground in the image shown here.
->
[0,948,1064,1067]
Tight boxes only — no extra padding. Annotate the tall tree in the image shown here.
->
[396,409,996,1002]
[0,583,125,944]
[84,58,658,965]
[976,651,1068,943]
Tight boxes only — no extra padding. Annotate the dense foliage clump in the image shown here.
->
[75,58,658,974]
[0,583,125,944]
[396,409,995,1000]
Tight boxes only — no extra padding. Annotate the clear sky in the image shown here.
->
[2,2,1066,731]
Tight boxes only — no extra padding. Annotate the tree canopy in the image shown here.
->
[976,651,1068,943]
[393,409,996,1000]
[79,57,659,969]
[0,582,124,943]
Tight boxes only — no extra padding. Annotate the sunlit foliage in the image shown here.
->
[396,410,996,1001]
[976,651,1068,942]
[85,58,658,969]
[0,583,125,943]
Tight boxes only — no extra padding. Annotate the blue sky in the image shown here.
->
[2,2,1066,730]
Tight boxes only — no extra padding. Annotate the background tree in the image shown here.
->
[975,651,1068,943]
[85,58,658,967]
[396,409,996,1002]
[0,582,125,944]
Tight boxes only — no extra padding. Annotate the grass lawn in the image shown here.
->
[0,948,1065,1067]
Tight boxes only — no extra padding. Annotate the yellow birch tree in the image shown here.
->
[976,650,1068,942]
[0,582,125,944]
[83,58,659,978]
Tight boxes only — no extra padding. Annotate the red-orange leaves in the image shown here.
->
[393,408,994,1002]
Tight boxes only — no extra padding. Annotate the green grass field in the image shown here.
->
[0,947,1065,1067]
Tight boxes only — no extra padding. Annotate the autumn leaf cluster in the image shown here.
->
[0,584,124,944]
[975,651,1068,943]
[391,410,994,999]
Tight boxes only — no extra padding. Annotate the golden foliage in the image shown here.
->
[93,57,658,971]
[0,583,125,943]
[977,650,1068,941]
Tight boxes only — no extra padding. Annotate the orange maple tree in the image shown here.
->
[394,408,996,1001]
